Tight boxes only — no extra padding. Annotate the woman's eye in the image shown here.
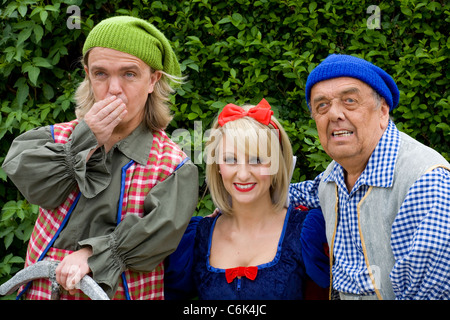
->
[249,157,262,164]
[224,156,236,164]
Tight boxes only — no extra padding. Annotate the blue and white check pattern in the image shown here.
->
[290,120,450,299]
[390,166,450,299]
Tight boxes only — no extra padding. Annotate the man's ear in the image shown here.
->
[380,99,390,130]
[148,70,163,94]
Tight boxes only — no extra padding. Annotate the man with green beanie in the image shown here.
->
[2,16,198,300]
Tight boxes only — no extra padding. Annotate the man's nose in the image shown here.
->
[328,100,346,122]
[108,76,123,96]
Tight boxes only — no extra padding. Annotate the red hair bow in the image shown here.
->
[218,98,274,127]
[225,266,258,283]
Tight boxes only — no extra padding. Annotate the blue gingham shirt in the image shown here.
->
[290,120,450,299]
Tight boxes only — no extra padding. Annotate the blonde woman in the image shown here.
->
[165,99,329,300]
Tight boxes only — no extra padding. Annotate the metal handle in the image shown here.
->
[0,261,109,300]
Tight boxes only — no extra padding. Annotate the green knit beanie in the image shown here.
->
[82,16,181,77]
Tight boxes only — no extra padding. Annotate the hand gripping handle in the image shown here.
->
[0,261,109,300]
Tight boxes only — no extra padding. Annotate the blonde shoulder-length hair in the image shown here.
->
[205,104,293,215]
[74,49,184,132]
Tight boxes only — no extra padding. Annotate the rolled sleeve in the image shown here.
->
[2,120,110,209]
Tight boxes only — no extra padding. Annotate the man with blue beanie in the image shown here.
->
[290,54,450,300]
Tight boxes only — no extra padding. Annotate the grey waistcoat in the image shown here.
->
[319,131,449,300]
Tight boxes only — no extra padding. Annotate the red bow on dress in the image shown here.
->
[218,98,274,127]
[225,266,258,283]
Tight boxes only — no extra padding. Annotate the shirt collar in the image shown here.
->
[323,120,400,189]
[115,123,153,165]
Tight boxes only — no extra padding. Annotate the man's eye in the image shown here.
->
[315,102,329,114]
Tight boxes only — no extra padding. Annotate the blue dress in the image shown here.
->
[164,205,329,300]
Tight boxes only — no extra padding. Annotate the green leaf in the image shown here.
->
[32,57,53,68]
[40,10,49,25]
[42,84,54,100]
[44,5,59,12]
[2,2,18,17]
[231,13,243,26]
[26,66,41,86]
[33,24,44,43]
[8,256,25,264]
[401,7,412,16]
[30,6,43,18]
[40,106,51,121]
[0,226,14,239]
[13,45,25,62]
[151,1,163,9]
[309,2,317,13]
[4,233,14,249]
[1,208,15,222]
[18,4,27,17]
[218,17,231,24]
[17,28,33,46]
[187,113,198,120]
[14,78,29,107]
[0,167,7,182]
[210,101,227,110]
[427,2,442,11]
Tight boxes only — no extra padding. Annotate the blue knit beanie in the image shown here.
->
[305,54,399,111]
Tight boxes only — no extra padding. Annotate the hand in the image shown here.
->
[55,247,93,295]
[84,95,127,148]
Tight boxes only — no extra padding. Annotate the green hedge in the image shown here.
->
[0,0,448,295]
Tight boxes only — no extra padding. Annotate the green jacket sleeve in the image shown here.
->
[79,160,199,297]
[2,120,110,209]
